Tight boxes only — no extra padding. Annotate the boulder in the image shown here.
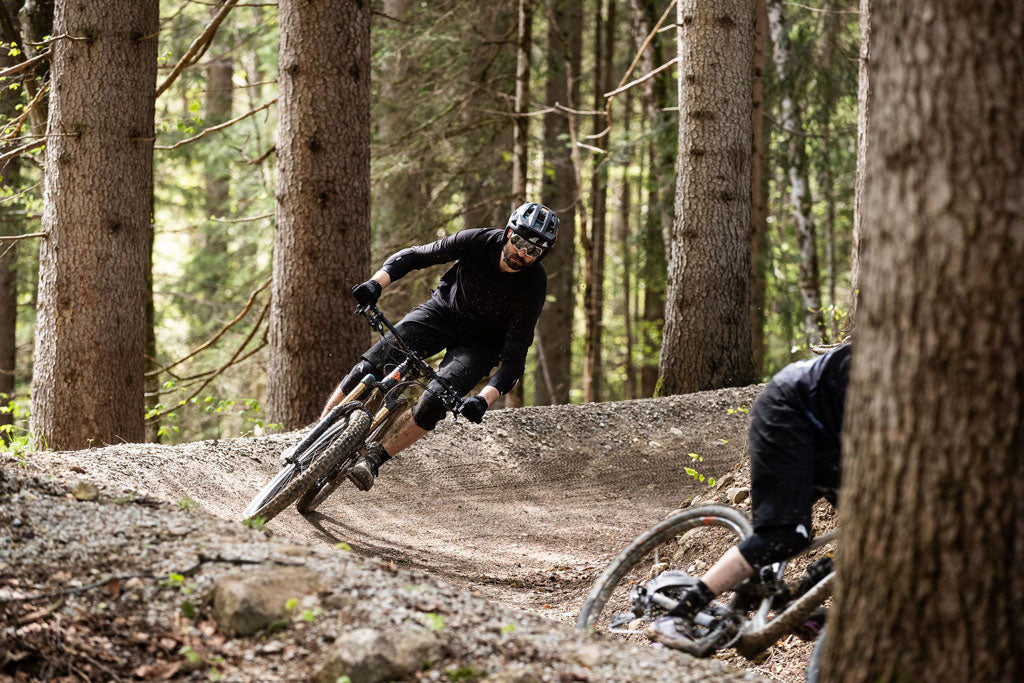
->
[211,566,319,636]
[314,627,443,683]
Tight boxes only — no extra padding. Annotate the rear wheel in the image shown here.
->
[244,409,371,523]
[575,505,753,636]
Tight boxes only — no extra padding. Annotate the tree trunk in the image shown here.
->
[583,0,615,403]
[460,4,514,231]
[533,0,581,405]
[818,0,841,339]
[30,0,158,450]
[766,0,827,346]
[631,0,670,397]
[827,2,1024,679]
[375,0,438,315]
[749,0,768,377]
[848,0,872,325]
[268,0,371,428]
[0,6,20,442]
[504,0,532,410]
[615,89,636,400]
[657,0,756,395]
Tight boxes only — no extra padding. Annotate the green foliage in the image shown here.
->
[424,613,445,632]
[177,495,197,512]
[683,453,715,488]
[334,541,352,552]
[242,516,266,530]
[445,666,484,682]
[500,623,515,635]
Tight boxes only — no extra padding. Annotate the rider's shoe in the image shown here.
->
[793,606,827,641]
[346,443,391,491]
[645,616,695,650]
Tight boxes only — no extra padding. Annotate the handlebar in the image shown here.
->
[356,304,466,415]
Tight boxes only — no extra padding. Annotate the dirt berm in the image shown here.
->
[2,386,787,682]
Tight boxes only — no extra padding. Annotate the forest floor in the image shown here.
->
[1,385,834,682]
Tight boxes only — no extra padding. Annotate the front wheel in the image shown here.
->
[576,504,753,635]
[244,409,371,523]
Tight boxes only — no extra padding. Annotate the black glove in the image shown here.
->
[460,395,488,423]
[351,279,382,307]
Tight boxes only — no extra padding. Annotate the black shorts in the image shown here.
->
[362,300,498,398]
[748,374,841,533]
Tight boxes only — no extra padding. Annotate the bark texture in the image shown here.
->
[848,0,872,325]
[30,0,158,449]
[826,2,1024,680]
[268,0,370,428]
[631,0,671,397]
[658,0,755,395]
[533,0,581,405]
[749,0,768,376]
[583,0,615,403]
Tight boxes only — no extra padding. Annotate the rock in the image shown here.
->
[481,668,542,683]
[669,427,683,436]
[211,566,319,636]
[715,473,734,490]
[567,644,602,668]
[314,627,443,683]
[72,481,99,501]
[726,487,750,504]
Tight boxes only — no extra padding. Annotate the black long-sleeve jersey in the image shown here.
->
[381,228,547,394]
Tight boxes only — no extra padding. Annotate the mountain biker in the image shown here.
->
[649,342,852,648]
[319,201,559,492]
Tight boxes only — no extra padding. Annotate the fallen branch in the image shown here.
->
[155,98,276,151]
[0,231,45,241]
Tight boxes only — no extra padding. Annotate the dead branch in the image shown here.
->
[0,138,46,168]
[0,51,49,80]
[145,276,270,378]
[0,231,45,241]
[1,81,50,141]
[155,0,239,98]
[603,57,678,99]
[146,299,270,421]
[585,0,676,141]
[155,98,276,150]
[210,211,273,223]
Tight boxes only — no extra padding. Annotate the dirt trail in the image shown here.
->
[43,387,761,622]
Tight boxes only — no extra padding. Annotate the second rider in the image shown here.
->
[319,202,559,491]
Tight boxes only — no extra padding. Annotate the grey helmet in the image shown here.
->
[505,201,559,250]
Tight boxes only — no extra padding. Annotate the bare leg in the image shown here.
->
[320,381,349,420]
[701,546,755,595]
[379,409,427,457]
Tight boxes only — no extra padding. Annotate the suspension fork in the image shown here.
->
[369,360,414,432]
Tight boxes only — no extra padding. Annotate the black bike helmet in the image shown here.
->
[505,201,559,250]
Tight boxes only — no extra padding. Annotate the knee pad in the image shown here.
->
[340,359,381,395]
[738,524,812,568]
[411,387,447,430]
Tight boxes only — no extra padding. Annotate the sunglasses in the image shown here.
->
[509,232,546,257]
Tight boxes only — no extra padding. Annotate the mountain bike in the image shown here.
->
[242,304,467,523]
[575,504,836,666]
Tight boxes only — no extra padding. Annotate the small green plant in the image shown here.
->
[301,608,319,623]
[424,613,445,632]
[207,668,222,682]
[264,617,289,634]
[181,600,196,619]
[243,516,267,530]
[178,495,196,512]
[114,489,139,505]
[335,541,352,551]
[500,623,516,635]
[335,677,353,683]
[179,645,201,666]
[445,666,484,682]
[684,453,716,488]
[285,598,298,610]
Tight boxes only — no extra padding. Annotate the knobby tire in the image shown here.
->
[575,504,753,632]
[247,409,371,523]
